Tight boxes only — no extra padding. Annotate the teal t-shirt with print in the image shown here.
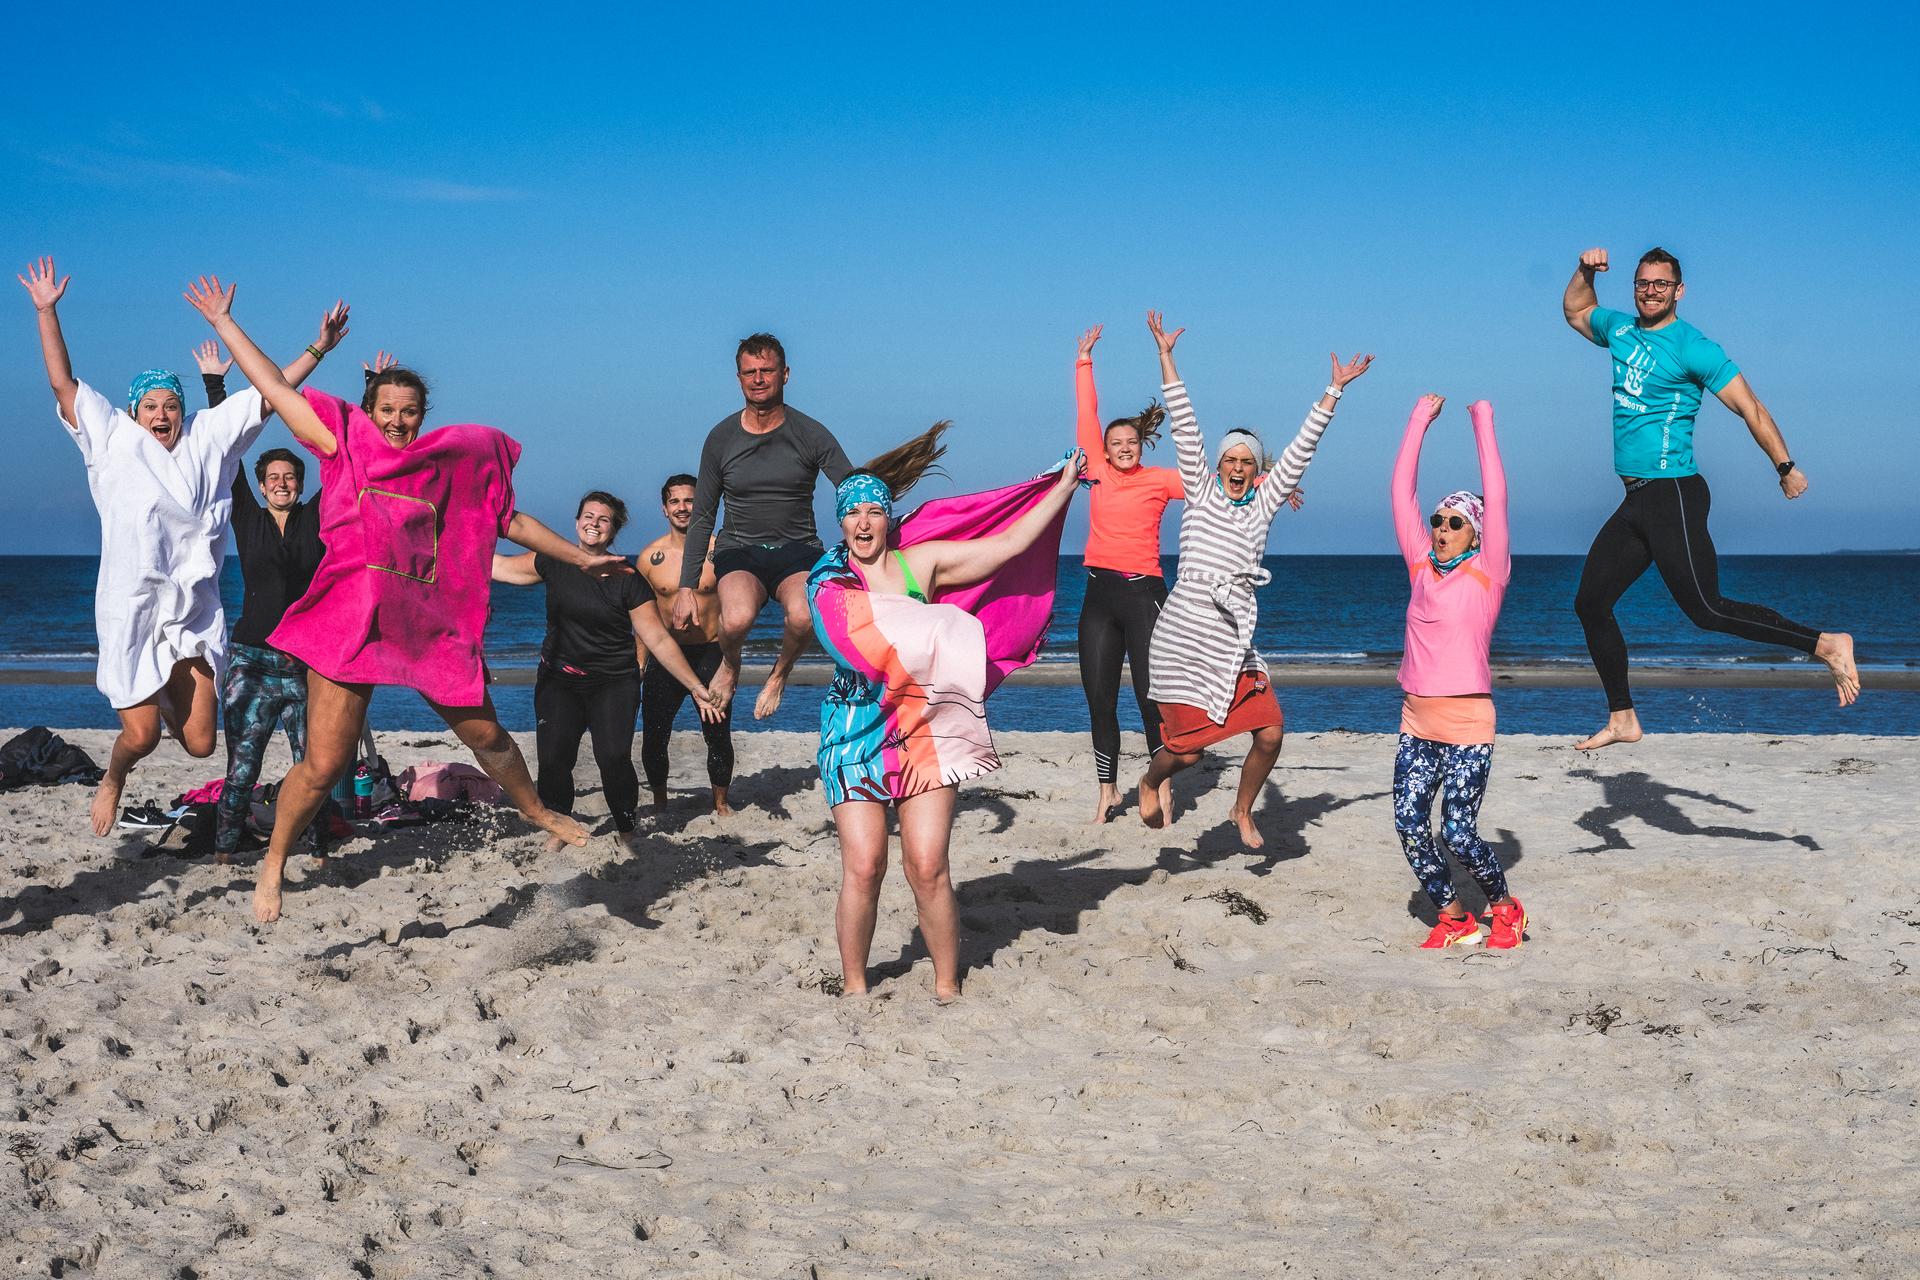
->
[1587,307,1741,478]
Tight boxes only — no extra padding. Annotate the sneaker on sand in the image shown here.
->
[1419,912,1482,949]
[1487,899,1528,950]
[117,803,175,830]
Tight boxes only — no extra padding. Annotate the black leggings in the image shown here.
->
[534,664,643,832]
[641,642,735,793]
[1574,473,1820,712]
[1078,569,1168,784]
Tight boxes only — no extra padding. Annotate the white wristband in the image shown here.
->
[1324,384,1343,400]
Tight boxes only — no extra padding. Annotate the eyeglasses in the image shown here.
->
[1633,278,1679,295]
[1429,514,1468,531]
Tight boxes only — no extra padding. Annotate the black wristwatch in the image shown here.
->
[1776,459,1795,478]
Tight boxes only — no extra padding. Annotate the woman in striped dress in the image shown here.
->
[1137,311,1372,849]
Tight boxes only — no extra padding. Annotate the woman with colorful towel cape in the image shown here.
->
[807,424,1085,1002]
[186,276,629,924]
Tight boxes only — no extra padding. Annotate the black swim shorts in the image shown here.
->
[711,540,824,597]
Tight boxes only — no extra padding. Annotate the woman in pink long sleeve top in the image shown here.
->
[1389,395,1526,950]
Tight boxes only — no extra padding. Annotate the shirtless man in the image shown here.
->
[640,474,736,815]
[670,333,850,720]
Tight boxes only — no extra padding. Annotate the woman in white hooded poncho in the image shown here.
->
[17,257,343,835]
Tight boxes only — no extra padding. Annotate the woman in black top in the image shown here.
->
[494,491,723,848]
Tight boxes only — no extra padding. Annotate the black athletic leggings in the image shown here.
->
[1078,568,1168,784]
[534,664,643,832]
[641,642,735,793]
[1574,473,1820,712]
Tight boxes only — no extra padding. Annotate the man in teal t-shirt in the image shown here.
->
[1586,299,1740,477]
[1559,245,1857,750]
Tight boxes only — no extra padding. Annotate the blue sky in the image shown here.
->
[4,3,1915,555]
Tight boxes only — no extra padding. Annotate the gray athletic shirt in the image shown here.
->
[679,406,853,587]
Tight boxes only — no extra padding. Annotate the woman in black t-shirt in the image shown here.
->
[493,491,723,847]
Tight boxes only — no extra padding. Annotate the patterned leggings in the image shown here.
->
[216,644,310,856]
[1391,734,1506,911]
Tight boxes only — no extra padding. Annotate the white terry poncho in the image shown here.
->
[63,380,266,708]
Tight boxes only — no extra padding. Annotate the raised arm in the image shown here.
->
[1257,351,1373,521]
[491,551,540,585]
[1469,400,1509,576]
[1712,374,1807,500]
[630,600,724,722]
[1147,311,1209,502]
[910,453,1084,591]
[184,276,336,454]
[504,512,632,576]
[18,257,77,427]
[1075,325,1107,478]
[1392,394,1443,564]
[1563,247,1607,338]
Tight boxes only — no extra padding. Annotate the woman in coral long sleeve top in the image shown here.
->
[1389,394,1526,951]
[1073,324,1185,823]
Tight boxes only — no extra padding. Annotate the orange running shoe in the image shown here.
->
[1419,912,1482,949]
[1486,899,1527,950]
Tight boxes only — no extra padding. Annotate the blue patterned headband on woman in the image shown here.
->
[128,368,186,411]
[835,472,894,520]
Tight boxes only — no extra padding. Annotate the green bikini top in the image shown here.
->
[893,551,927,603]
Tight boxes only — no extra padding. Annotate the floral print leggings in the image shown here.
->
[1392,734,1506,910]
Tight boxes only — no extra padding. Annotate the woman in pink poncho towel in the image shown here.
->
[808,423,1085,1002]
[186,276,628,923]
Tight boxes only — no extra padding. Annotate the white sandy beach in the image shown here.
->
[2,726,1916,1278]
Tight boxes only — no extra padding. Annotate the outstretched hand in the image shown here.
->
[184,275,236,325]
[314,301,351,354]
[1146,310,1184,354]
[17,257,69,310]
[364,349,397,375]
[192,340,233,376]
[1077,325,1103,359]
[580,553,635,578]
[1284,488,1305,512]
[1330,351,1374,388]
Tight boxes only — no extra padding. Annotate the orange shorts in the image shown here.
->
[1156,670,1283,755]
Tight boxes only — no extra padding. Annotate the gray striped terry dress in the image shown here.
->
[1146,380,1333,724]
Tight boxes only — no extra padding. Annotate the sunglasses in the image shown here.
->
[1429,513,1469,531]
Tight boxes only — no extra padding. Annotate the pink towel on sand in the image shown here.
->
[269,389,519,708]
[893,473,1069,694]
[396,761,506,806]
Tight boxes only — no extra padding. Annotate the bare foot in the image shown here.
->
[932,987,962,1006]
[531,808,590,848]
[754,671,787,720]
[839,980,870,998]
[1138,773,1166,829]
[619,829,646,854]
[1157,779,1173,824]
[1090,783,1121,825]
[1229,806,1265,850]
[1815,632,1859,707]
[1575,709,1642,751]
[89,774,125,837]
[253,860,285,923]
[709,661,738,711]
[711,792,735,817]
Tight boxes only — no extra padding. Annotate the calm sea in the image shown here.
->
[1,554,1913,736]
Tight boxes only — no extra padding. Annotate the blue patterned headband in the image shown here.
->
[128,368,185,412]
[835,473,894,520]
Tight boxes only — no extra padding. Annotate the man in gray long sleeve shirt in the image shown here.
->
[671,332,852,717]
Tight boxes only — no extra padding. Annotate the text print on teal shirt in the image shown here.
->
[1588,306,1740,479]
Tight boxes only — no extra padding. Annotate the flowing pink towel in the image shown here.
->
[894,473,1069,694]
[269,389,519,707]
